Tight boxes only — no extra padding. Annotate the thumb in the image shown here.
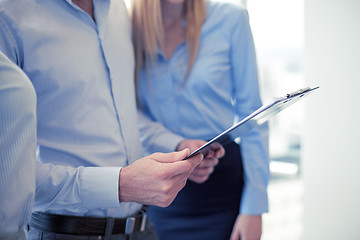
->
[184,152,204,169]
[151,149,191,163]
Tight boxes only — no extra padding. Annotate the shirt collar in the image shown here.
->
[62,0,110,38]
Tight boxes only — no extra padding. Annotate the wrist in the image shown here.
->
[118,166,130,202]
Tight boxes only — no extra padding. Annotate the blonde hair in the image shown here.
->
[131,0,206,86]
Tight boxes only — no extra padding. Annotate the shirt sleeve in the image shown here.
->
[229,8,270,215]
[137,109,185,154]
[34,161,121,212]
[0,15,122,213]
[0,54,36,236]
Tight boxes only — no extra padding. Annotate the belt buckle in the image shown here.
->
[125,217,135,234]
[140,213,147,232]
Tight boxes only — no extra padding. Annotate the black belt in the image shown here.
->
[30,210,148,236]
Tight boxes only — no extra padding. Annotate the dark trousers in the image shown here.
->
[148,141,244,240]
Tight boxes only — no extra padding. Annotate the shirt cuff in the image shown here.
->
[240,186,268,215]
[81,167,121,209]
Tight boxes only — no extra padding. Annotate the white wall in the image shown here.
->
[303,0,360,239]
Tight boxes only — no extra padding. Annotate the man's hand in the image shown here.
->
[118,149,203,207]
[176,140,225,183]
[230,214,262,240]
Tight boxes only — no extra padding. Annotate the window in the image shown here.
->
[246,1,305,239]
[247,0,305,178]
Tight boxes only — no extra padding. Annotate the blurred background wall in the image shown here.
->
[303,0,360,239]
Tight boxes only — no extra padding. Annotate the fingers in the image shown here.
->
[119,150,204,207]
[176,139,207,151]
[169,153,203,176]
[150,151,203,184]
[188,174,209,184]
[230,230,241,240]
[191,167,214,179]
[201,142,225,159]
[175,139,225,161]
[150,148,190,163]
[197,157,219,168]
[156,157,204,206]
[208,142,225,158]
[230,215,262,240]
[188,157,218,183]
[149,149,203,181]
[188,162,215,183]
[154,175,188,207]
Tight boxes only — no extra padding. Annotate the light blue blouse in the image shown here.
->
[0,0,180,218]
[138,1,270,214]
[0,50,36,239]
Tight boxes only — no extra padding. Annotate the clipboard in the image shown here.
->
[185,86,319,159]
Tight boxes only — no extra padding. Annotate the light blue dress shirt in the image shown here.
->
[138,2,270,214]
[0,50,36,239]
[0,0,176,218]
